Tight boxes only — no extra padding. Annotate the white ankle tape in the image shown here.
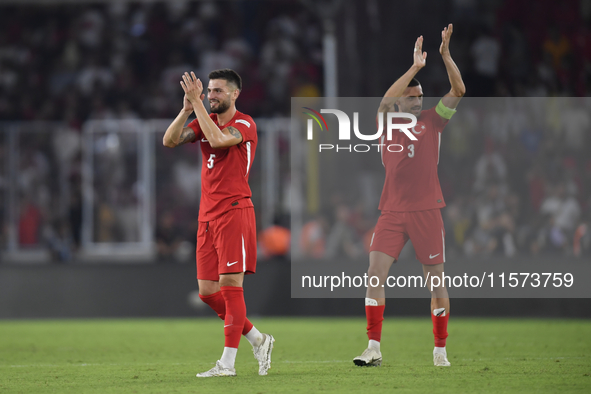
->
[365,298,378,306]
[433,307,446,317]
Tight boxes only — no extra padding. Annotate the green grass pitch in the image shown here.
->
[0,317,590,393]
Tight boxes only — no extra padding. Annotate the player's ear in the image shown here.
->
[233,88,240,100]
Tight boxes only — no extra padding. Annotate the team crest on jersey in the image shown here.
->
[411,122,426,135]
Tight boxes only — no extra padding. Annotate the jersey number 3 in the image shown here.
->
[207,154,216,169]
[408,144,415,158]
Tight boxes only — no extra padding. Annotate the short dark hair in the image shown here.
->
[208,68,242,91]
[408,78,421,87]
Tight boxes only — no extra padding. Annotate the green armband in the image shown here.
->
[436,100,457,120]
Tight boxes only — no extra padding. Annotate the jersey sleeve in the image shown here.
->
[187,119,203,142]
[232,116,257,143]
[428,106,450,131]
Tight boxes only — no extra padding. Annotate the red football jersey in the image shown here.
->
[188,110,257,221]
[378,106,448,212]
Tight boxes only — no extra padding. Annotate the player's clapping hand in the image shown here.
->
[439,23,453,57]
[180,71,205,105]
[182,94,193,113]
[413,35,427,69]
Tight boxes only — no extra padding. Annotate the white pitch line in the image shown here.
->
[4,360,353,368]
[4,362,165,368]
[5,356,587,369]
[460,356,588,361]
[280,360,350,364]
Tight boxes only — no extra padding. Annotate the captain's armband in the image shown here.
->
[436,100,457,120]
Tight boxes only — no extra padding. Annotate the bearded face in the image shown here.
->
[208,79,237,114]
[209,94,231,114]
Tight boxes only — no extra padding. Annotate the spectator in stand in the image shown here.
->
[561,98,590,154]
[532,182,581,254]
[464,183,516,256]
[443,196,474,256]
[325,204,363,260]
[543,26,572,72]
[300,214,328,259]
[469,27,501,96]
[155,210,182,261]
[18,194,42,246]
[573,196,591,257]
[473,139,507,195]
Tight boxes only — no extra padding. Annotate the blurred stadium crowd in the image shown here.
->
[0,0,590,262]
[0,1,321,121]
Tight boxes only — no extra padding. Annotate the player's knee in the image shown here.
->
[198,288,218,296]
[198,280,220,296]
[430,285,449,299]
[367,267,387,285]
[219,274,244,288]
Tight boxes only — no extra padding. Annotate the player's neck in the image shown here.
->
[216,106,237,127]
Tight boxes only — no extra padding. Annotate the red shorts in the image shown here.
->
[369,209,445,265]
[196,207,257,281]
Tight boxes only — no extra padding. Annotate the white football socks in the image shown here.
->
[244,326,263,347]
[219,326,264,369]
[434,346,446,355]
[220,347,238,369]
[368,339,381,351]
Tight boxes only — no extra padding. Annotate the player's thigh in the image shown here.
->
[196,221,221,282]
[368,251,396,282]
[212,208,257,276]
[407,209,446,265]
[369,211,409,264]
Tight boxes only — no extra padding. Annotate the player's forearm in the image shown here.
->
[384,65,422,98]
[163,109,192,147]
[379,65,422,112]
[192,101,227,148]
[442,55,465,98]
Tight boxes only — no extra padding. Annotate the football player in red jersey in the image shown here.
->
[163,69,274,377]
[354,24,465,368]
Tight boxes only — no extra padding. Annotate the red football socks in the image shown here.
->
[221,286,247,348]
[432,313,449,347]
[199,292,226,320]
[199,291,253,335]
[366,305,385,341]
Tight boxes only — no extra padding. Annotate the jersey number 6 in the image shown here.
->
[207,154,216,169]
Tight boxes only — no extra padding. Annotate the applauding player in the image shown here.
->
[163,69,274,377]
[353,25,465,367]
